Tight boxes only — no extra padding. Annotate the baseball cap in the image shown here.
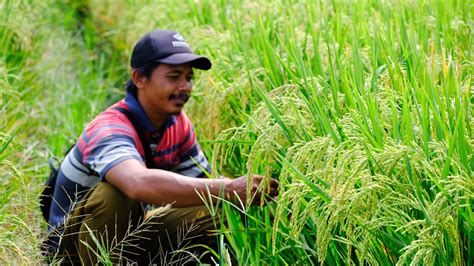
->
[130,30,212,70]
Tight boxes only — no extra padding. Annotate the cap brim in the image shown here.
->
[156,53,212,70]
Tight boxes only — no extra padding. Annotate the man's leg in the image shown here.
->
[139,206,221,264]
[57,182,221,264]
[58,182,144,265]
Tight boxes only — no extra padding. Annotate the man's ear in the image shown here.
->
[131,69,146,89]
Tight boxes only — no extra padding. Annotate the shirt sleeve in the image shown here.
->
[80,122,143,179]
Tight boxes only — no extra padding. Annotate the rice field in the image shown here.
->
[0,0,472,264]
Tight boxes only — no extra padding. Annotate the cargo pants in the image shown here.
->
[54,182,220,265]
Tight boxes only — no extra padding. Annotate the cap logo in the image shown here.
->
[171,32,190,48]
[173,33,185,41]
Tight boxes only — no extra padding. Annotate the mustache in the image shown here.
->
[169,92,190,102]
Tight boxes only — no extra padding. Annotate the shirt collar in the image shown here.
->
[124,92,156,132]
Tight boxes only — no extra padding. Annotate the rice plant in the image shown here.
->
[1,0,472,264]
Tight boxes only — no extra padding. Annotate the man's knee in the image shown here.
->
[80,182,144,225]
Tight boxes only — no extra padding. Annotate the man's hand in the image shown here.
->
[227,175,279,206]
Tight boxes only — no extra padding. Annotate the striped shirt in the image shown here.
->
[48,92,211,228]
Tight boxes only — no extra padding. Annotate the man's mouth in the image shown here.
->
[169,92,190,104]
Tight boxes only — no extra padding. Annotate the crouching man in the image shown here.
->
[44,29,278,264]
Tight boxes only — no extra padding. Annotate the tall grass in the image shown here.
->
[0,1,49,262]
[203,0,472,264]
[0,0,127,263]
[1,0,472,264]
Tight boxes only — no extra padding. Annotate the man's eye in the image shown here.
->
[186,76,194,82]
[167,75,180,80]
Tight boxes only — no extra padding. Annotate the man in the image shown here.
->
[46,29,278,264]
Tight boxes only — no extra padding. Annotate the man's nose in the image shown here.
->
[177,77,192,91]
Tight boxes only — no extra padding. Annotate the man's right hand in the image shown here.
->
[227,175,279,206]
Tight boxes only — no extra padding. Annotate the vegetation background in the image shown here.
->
[0,0,472,264]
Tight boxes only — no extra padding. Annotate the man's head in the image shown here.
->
[128,30,212,124]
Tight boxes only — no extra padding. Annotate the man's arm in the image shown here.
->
[105,159,278,207]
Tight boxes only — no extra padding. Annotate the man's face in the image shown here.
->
[140,63,194,118]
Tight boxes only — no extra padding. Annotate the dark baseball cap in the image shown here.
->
[131,30,212,70]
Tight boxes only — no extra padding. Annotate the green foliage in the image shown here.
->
[1,0,472,264]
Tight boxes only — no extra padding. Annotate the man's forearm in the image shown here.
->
[105,159,274,208]
[131,169,233,207]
